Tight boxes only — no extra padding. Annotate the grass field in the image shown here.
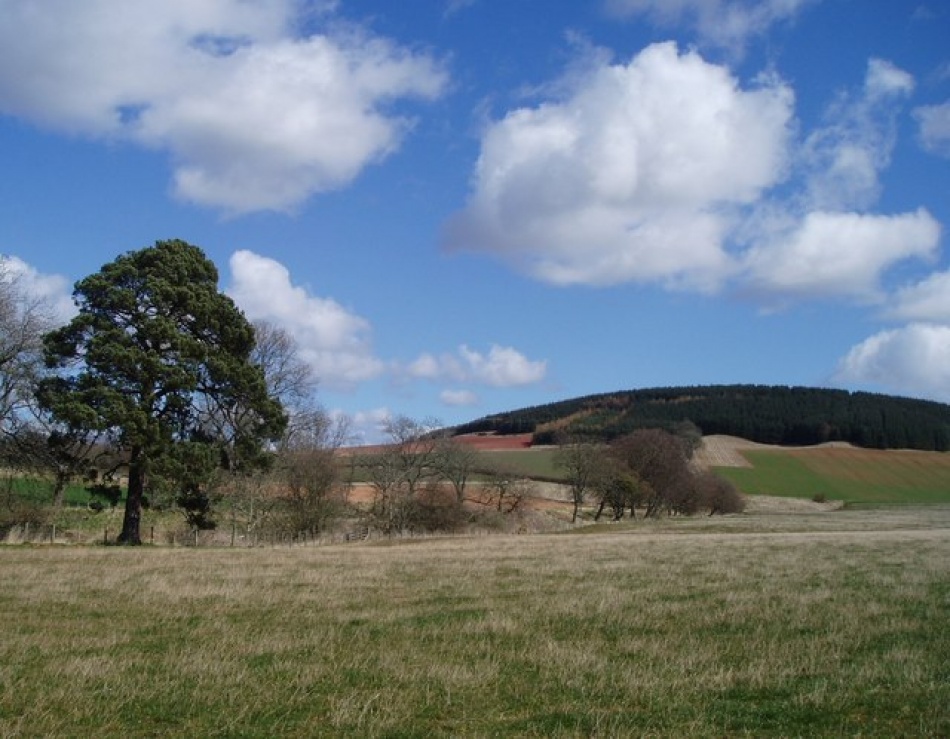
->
[1,506,948,736]
[716,447,950,505]
[342,448,563,484]
[0,476,92,507]
[474,448,561,480]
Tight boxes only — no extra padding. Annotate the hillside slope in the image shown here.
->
[454,385,950,451]
[703,435,950,505]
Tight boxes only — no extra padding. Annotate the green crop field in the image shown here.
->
[474,448,561,479]
[716,447,950,505]
[1,506,948,737]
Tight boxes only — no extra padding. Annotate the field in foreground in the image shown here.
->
[1,507,948,737]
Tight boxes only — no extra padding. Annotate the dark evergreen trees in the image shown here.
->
[456,385,950,451]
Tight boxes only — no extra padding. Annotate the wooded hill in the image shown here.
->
[453,385,950,451]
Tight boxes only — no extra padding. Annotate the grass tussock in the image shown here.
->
[1,507,948,736]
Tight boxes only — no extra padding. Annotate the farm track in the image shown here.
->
[694,434,858,468]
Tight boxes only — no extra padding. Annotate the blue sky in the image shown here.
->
[1,0,948,442]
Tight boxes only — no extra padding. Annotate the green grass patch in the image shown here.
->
[717,448,950,505]
[717,453,843,500]
[1,476,95,507]
[343,447,565,483]
[474,448,562,480]
[0,507,948,736]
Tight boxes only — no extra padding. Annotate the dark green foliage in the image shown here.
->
[530,429,559,445]
[455,385,950,451]
[86,483,122,508]
[37,240,286,543]
[152,440,222,529]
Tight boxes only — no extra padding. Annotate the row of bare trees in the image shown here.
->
[0,260,103,518]
[555,428,744,522]
[354,420,742,534]
[353,416,535,534]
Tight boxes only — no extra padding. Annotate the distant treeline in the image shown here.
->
[453,385,950,451]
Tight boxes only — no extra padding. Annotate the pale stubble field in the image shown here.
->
[1,505,948,737]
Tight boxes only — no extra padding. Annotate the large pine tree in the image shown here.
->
[38,240,286,544]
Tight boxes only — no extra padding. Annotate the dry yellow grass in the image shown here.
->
[1,506,948,736]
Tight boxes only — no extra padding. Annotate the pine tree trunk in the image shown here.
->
[118,449,144,545]
[52,473,67,508]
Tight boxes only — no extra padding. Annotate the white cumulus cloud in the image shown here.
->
[742,209,940,302]
[334,406,391,446]
[440,389,479,407]
[604,0,816,54]
[836,324,950,402]
[407,344,547,387]
[227,250,384,389]
[460,344,548,386]
[914,102,950,157]
[0,254,74,323]
[889,270,950,323]
[444,42,794,290]
[864,58,915,99]
[447,47,940,313]
[801,59,914,211]
[0,0,447,213]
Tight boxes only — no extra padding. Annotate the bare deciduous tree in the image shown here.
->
[610,429,692,518]
[693,469,746,515]
[0,259,55,438]
[382,415,441,496]
[251,320,314,410]
[360,415,449,533]
[431,435,478,505]
[554,439,603,522]
[0,259,105,508]
[221,324,352,538]
[591,456,641,521]
[608,429,745,518]
[480,464,534,513]
[278,409,351,535]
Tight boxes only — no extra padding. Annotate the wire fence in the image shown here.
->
[0,522,385,548]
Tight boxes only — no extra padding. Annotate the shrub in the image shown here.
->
[695,471,746,515]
